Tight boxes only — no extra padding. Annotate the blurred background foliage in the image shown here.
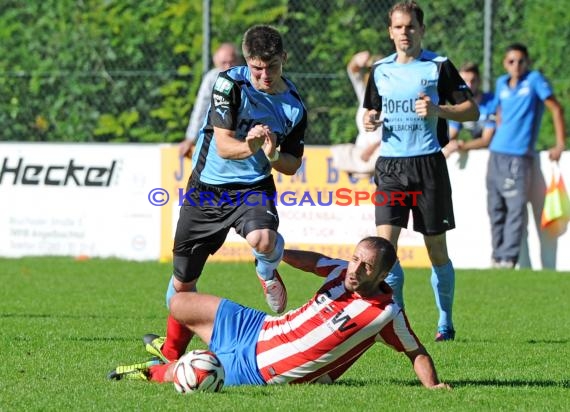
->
[0,0,568,148]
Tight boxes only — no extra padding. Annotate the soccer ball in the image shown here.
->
[173,350,225,393]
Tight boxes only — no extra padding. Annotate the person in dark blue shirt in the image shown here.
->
[363,0,479,342]
[143,25,308,364]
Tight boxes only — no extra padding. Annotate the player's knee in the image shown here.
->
[247,229,276,253]
[169,293,184,318]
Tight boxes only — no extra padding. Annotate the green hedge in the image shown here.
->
[0,0,567,147]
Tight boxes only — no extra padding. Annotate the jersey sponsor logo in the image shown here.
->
[330,311,357,332]
[384,123,423,132]
[382,98,416,113]
[315,290,357,333]
[213,94,229,106]
[517,86,530,96]
[214,77,233,95]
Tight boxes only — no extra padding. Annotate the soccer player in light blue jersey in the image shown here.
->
[143,25,308,363]
[363,0,479,342]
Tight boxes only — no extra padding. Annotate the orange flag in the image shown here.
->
[541,162,570,236]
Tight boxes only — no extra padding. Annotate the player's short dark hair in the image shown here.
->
[389,1,424,26]
[505,43,529,58]
[359,236,397,274]
[242,25,284,61]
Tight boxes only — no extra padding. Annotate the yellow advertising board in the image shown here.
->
[159,146,430,267]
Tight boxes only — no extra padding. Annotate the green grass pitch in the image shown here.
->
[1,257,568,411]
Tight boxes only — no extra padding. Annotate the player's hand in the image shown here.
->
[363,109,382,132]
[416,93,440,118]
[179,139,195,159]
[246,125,267,154]
[261,126,278,158]
[549,144,564,161]
[442,139,459,158]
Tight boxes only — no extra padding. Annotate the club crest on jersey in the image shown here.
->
[421,79,437,87]
[214,77,233,95]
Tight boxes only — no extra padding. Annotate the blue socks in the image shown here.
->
[386,259,455,332]
[165,276,177,309]
[164,275,197,309]
[430,260,455,331]
[252,232,284,281]
[384,260,404,309]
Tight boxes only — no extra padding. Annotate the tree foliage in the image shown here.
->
[0,0,567,147]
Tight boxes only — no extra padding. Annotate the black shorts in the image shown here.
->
[172,173,279,282]
[374,152,455,236]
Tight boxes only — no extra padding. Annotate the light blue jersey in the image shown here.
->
[489,70,553,156]
[364,50,472,157]
[192,66,307,185]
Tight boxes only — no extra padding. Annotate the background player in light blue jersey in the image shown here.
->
[363,1,479,342]
[485,43,565,268]
[142,25,308,364]
[443,62,496,157]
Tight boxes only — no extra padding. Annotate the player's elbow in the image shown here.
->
[277,156,302,176]
[463,104,480,122]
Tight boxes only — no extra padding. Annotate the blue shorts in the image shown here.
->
[209,299,267,386]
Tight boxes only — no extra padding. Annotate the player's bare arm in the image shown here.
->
[459,125,495,152]
[544,96,566,161]
[282,249,329,274]
[405,346,451,390]
[416,94,479,123]
[269,151,302,176]
[214,125,266,159]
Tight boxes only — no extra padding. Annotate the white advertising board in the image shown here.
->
[0,143,162,260]
[1,143,569,270]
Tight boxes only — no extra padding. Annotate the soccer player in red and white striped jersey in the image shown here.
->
[113,237,449,389]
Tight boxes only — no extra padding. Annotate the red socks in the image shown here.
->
[161,315,193,361]
[148,363,170,382]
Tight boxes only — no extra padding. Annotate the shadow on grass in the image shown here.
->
[12,335,134,342]
[378,378,570,388]
[0,313,160,320]
[527,339,568,344]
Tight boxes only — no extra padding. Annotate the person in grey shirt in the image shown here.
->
[179,43,240,158]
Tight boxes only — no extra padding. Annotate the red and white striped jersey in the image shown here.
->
[256,258,420,384]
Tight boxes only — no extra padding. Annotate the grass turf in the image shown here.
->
[1,257,568,411]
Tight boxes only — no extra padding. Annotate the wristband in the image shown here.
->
[266,150,280,162]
